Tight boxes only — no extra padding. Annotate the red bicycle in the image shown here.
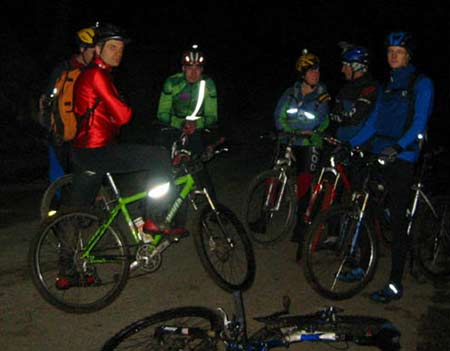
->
[297,138,392,261]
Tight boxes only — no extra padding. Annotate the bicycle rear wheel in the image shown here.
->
[194,204,256,292]
[40,174,113,219]
[243,169,297,245]
[40,174,73,219]
[303,205,378,300]
[29,210,130,313]
[415,196,450,281]
[101,306,222,351]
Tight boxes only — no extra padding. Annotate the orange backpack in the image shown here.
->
[50,66,82,143]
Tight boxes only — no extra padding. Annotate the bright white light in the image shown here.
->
[388,283,399,294]
[186,116,201,121]
[417,133,424,140]
[378,158,386,166]
[148,182,170,199]
[286,108,298,114]
[187,80,206,119]
[304,111,316,120]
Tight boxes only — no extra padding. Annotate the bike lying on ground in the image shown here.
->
[101,290,401,350]
[28,136,255,313]
[242,131,298,245]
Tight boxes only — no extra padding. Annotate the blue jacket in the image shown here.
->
[274,81,330,147]
[350,64,434,163]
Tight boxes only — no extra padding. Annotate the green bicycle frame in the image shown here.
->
[81,172,196,263]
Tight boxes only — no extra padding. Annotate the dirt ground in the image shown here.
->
[0,148,449,351]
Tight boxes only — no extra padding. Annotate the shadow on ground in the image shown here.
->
[417,281,450,351]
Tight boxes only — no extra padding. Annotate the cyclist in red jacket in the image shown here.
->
[57,24,173,290]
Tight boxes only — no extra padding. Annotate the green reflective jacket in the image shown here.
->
[157,72,218,129]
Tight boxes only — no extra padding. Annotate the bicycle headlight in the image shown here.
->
[148,182,170,199]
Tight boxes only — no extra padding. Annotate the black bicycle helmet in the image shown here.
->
[95,23,129,45]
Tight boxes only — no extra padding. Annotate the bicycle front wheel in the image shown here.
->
[29,210,130,313]
[194,204,256,292]
[415,196,450,281]
[303,205,378,300]
[101,306,222,351]
[243,169,297,245]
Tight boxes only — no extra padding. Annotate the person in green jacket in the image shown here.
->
[157,44,218,148]
[156,44,218,202]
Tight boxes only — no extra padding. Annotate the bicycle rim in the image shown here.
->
[416,196,450,281]
[304,206,378,300]
[195,204,256,292]
[29,210,130,313]
[244,170,296,245]
[101,306,221,351]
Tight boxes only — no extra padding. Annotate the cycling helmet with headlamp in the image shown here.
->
[296,49,320,77]
[181,44,205,65]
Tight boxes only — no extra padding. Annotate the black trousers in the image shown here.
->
[383,159,415,286]
[71,144,173,216]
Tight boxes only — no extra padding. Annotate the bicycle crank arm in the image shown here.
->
[129,240,172,271]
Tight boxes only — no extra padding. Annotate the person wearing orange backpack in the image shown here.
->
[38,26,96,183]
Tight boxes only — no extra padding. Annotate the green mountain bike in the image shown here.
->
[28,138,255,313]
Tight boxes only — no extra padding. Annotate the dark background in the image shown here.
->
[1,1,449,181]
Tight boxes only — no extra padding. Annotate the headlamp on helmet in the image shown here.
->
[296,49,320,77]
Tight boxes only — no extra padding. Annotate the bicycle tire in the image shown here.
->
[194,203,256,292]
[252,313,399,350]
[101,306,222,351]
[303,205,378,300]
[243,169,297,246]
[414,195,450,281]
[40,174,112,220]
[29,209,130,313]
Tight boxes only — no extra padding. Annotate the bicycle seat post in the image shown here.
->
[106,172,120,198]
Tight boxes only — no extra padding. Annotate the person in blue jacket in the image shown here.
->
[274,49,330,247]
[350,32,434,303]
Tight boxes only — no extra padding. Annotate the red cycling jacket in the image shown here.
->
[73,56,132,148]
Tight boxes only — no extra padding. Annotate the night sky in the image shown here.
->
[3,1,450,147]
